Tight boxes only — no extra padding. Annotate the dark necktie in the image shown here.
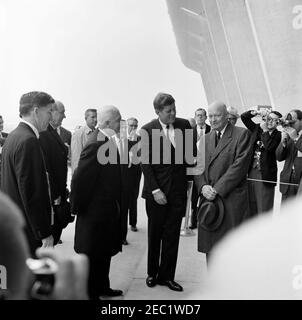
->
[215,131,221,147]
[166,124,171,142]
[198,127,203,140]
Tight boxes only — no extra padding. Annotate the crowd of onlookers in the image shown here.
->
[1,91,302,300]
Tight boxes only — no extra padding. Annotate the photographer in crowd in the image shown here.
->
[241,108,282,216]
[276,109,302,202]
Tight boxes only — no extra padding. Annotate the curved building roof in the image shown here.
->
[167,0,302,114]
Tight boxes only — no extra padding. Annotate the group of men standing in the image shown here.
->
[1,90,302,300]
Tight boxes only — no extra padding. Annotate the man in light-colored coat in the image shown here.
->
[195,101,252,260]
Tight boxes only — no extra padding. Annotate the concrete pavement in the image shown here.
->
[56,193,207,300]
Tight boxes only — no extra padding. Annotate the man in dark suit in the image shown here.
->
[190,108,211,229]
[126,117,142,232]
[0,91,55,256]
[195,101,251,261]
[140,92,193,292]
[39,100,70,244]
[70,105,123,300]
[0,115,8,185]
[241,109,282,215]
[119,117,142,245]
[58,125,72,165]
[59,126,71,146]
[276,109,302,202]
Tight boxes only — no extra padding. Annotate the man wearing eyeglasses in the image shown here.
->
[241,109,282,216]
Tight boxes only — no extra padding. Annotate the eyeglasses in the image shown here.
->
[266,117,278,122]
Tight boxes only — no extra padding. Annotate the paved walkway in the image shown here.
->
[56,192,207,300]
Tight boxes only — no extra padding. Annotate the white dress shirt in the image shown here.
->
[158,118,176,147]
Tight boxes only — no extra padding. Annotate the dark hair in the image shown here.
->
[19,91,54,117]
[84,109,97,119]
[153,93,175,111]
[292,109,302,120]
[270,111,282,118]
[195,108,207,116]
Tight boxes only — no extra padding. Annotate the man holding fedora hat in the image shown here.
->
[195,101,252,261]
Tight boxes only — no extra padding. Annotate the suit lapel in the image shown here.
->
[209,123,232,166]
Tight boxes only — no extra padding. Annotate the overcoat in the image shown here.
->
[195,123,251,253]
[70,130,122,258]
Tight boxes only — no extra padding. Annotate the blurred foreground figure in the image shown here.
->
[196,198,302,300]
[0,191,88,300]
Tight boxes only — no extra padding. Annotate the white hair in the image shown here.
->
[97,105,120,128]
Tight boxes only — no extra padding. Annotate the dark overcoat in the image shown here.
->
[70,130,122,258]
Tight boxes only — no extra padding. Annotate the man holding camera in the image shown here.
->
[276,109,302,202]
[241,108,282,216]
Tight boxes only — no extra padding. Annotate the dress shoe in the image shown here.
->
[189,224,197,230]
[122,240,129,245]
[131,226,138,232]
[146,276,157,288]
[157,280,183,292]
[58,239,63,244]
[100,288,123,297]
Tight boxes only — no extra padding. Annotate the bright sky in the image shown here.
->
[0,0,207,132]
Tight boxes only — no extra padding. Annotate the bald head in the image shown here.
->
[208,101,228,131]
[98,105,122,135]
[50,100,66,128]
[54,100,64,111]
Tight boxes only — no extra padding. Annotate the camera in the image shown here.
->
[26,258,58,299]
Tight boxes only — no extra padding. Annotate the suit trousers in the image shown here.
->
[51,214,63,245]
[145,196,185,281]
[248,167,275,216]
[190,182,199,227]
[88,255,111,300]
[128,172,141,227]
[121,191,130,241]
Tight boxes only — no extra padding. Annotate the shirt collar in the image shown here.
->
[20,119,39,139]
[198,124,206,130]
[158,118,174,130]
[84,125,94,134]
[98,128,112,138]
[217,123,228,136]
